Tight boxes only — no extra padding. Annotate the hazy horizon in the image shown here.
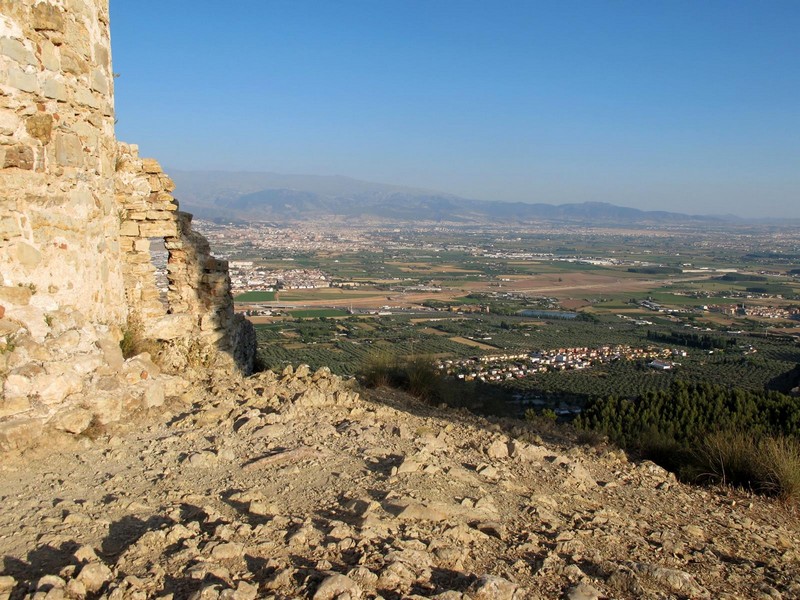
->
[111,1,799,220]
[166,166,762,220]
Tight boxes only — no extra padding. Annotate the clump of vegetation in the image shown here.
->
[120,315,160,360]
[524,407,559,432]
[358,350,511,415]
[359,351,443,402]
[576,382,800,501]
[360,351,397,389]
[760,436,800,502]
[628,266,682,274]
[693,431,800,503]
[1,333,18,354]
[692,429,762,487]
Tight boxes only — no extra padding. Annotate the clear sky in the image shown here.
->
[110,1,799,219]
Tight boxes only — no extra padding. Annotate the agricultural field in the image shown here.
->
[234,290,276,302]
[218,221,800,415]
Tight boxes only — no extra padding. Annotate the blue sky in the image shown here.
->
[110,1,799,218]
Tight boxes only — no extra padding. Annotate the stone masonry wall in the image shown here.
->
[0,1,255,451]
[115,143,255,377]
[0,0,124,325]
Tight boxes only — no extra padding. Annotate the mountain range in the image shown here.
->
[168,169,734,225]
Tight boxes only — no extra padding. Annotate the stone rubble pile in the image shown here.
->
[0,302,188,451]
[0,366,797,599]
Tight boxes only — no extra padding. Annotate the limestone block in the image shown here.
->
[9,305,49,341]
[146,210,173,220]
[122,353,162,381]
[90,68,108,95]
[0,37,37,66]
[139,221,177,237]
[6,68,38,93]
[54,132,83,167]
[200,329,226,344]
[36,371,83,404]
[3,144,34,169]
[3,371,37,402]
[29,210,79,233]
[90,392,122,425]
[94,43,109,70]
[133,238,151,252]
[74,87,100,109]
[118,220,139,236]
[161,179,176,195]
[0,395,30,419]
[42,78,68,101]
[0,109,21,136]
[0,419,42,451]
[0,285,32,306]
[95,333,124,372]
[142,380,165,408]
[40,40,60,71]
[127,251,153,265]
[25,113,53,144]
[60,47,88,75]
[147,174,163,191]
[141,158,162,174]
[145,314,195,341]
[50,408,93,434]
[46,309,86,336]
[63,353,104,375]
[45,329,81,355]
[15,241,41,269]
[32,3,65,32]
[153,191,176,205]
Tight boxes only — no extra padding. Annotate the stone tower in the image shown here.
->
[0,0,255,450]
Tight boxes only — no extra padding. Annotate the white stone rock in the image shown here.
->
[312,574,362,600]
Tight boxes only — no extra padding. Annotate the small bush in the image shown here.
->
[760,436,800,503]
[638,429,694,477]
[360,351,398,389]
[693,431,800,503]
[120,315,160,360]
[693,429,763,488]
[576,428,607,448]
[359,352,447,404]
[404,357,440,401]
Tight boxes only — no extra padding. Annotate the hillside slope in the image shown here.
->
[1,367,798,599]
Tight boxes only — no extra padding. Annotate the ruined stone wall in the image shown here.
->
[0,1,255,451]
[115,143,255,377]
[0,0,124,325]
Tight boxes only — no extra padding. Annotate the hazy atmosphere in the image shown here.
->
[110,1,799,219]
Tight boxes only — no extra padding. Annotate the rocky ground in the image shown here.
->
[1,366,798,600]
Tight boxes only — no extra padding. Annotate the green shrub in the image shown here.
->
[692,429,763,488]
[120,315,160,360]
[576,428,607,447]
[404,357,441,401]
[359,352,448,404]
[693,431,800,503]
[638,428,694,477]
[360,350,398,389]
[760,436,800,503]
